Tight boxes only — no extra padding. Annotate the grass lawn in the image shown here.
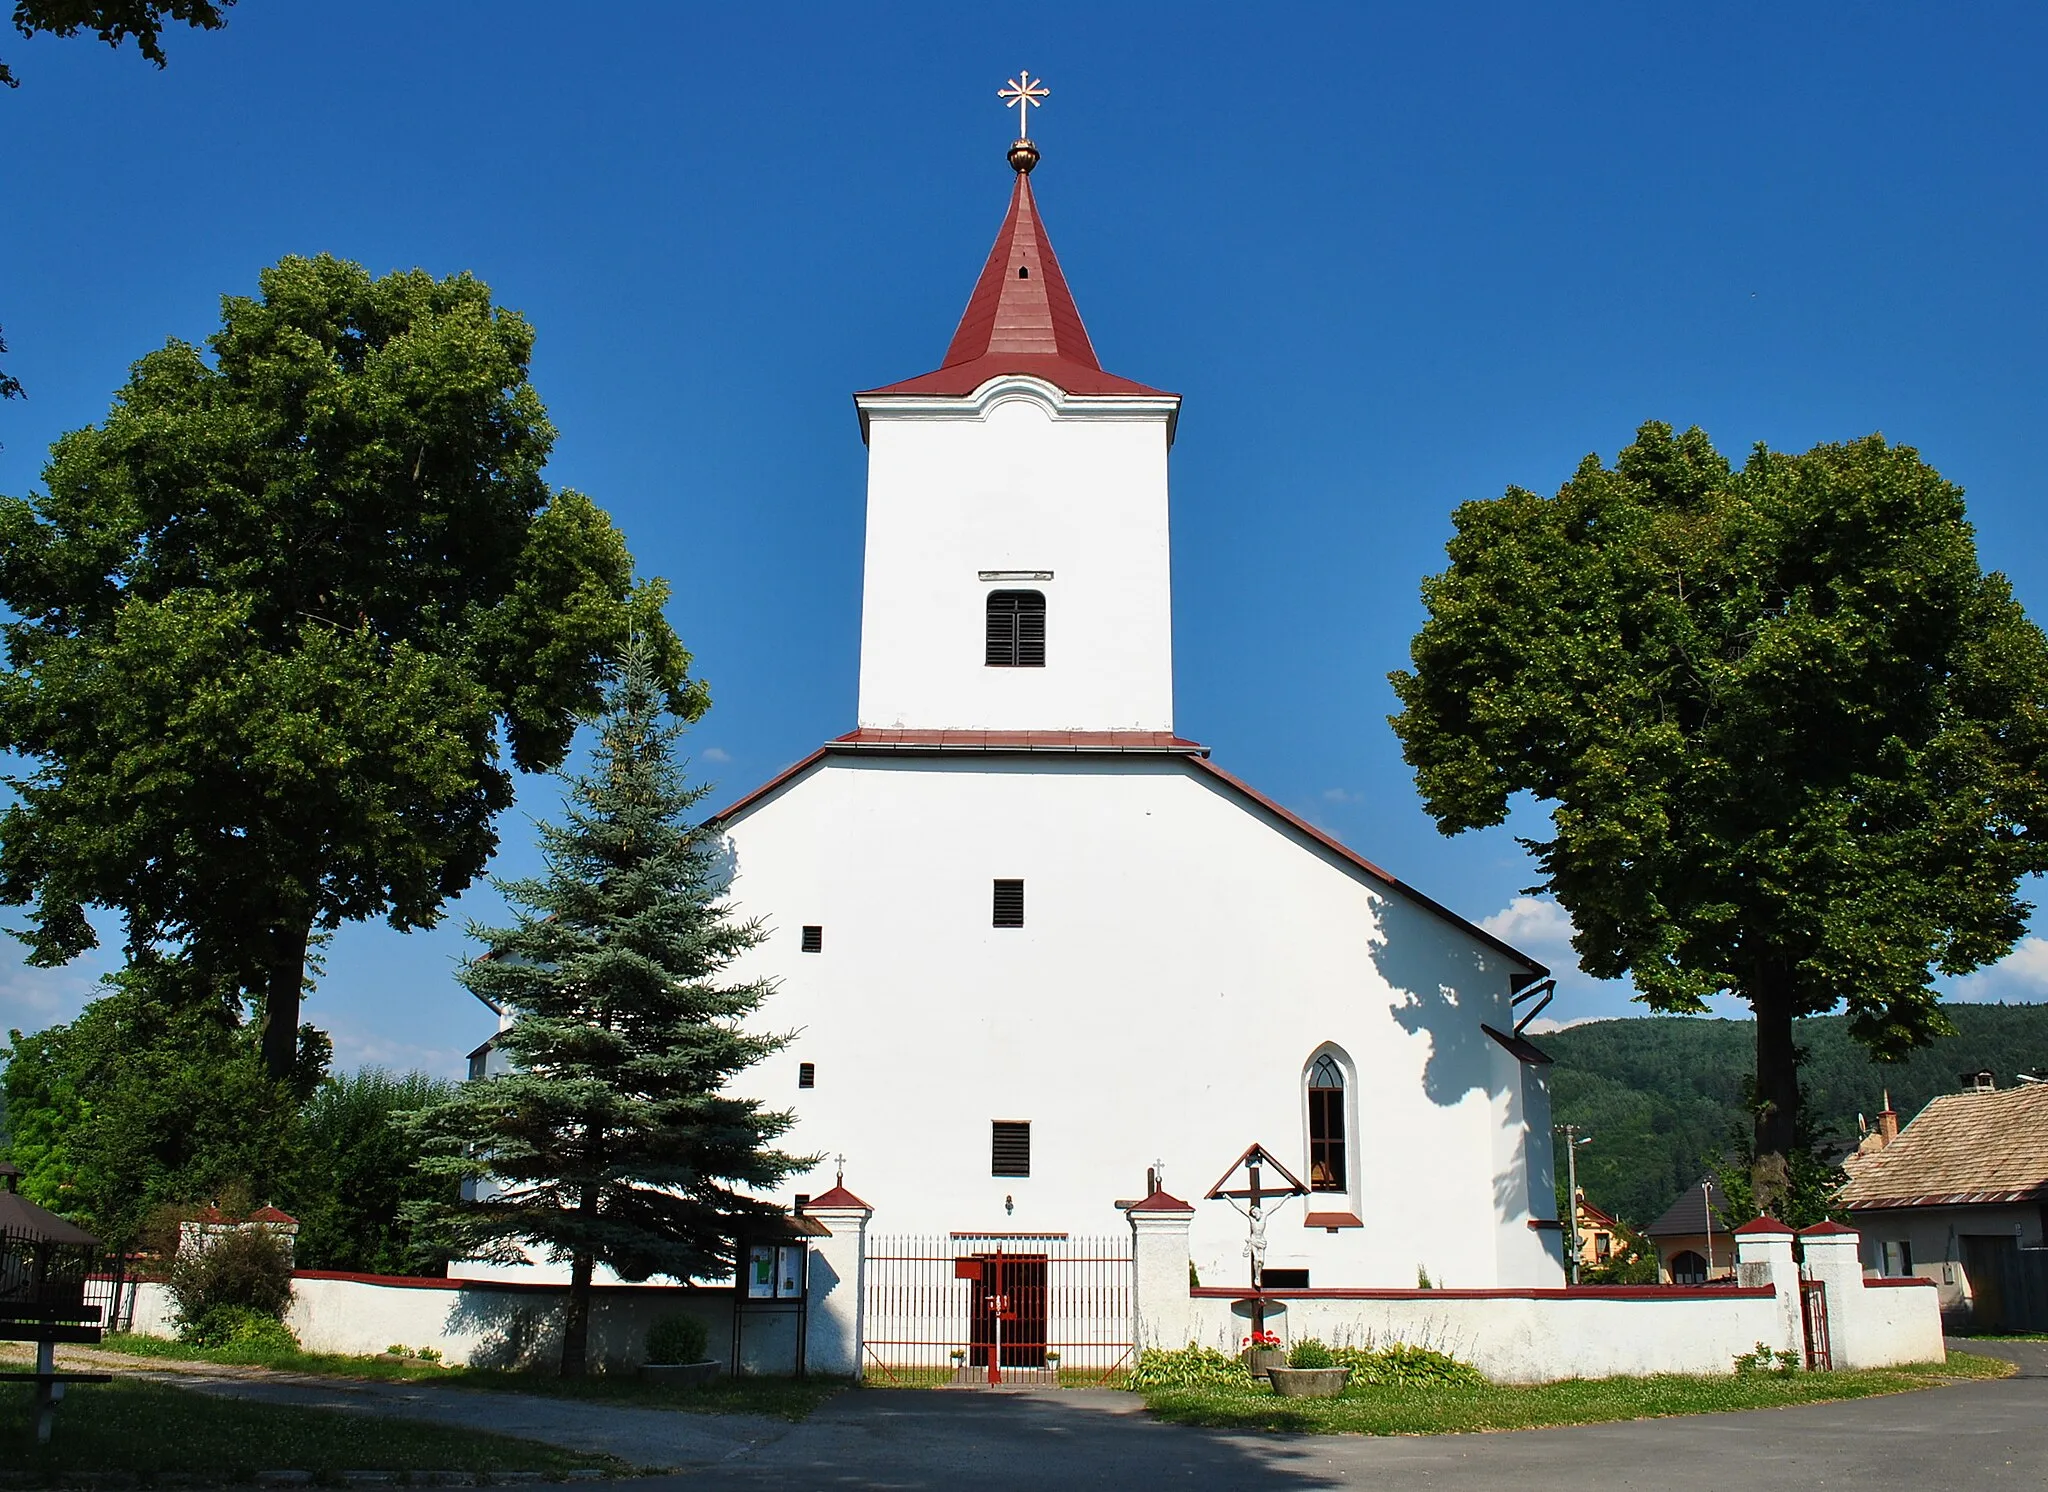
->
[91,1333,844,1421]
[0,1378,633,1478]
[1141,1352,2015,1435]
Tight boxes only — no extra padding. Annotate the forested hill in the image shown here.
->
[1542,1004,2048,1229]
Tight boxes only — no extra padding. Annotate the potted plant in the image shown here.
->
[640,1313,720,1386]
[1239,1329,1285,1379]
[1266,1337,1351,1398]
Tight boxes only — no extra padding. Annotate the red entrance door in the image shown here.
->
[968,1253,1048,1368]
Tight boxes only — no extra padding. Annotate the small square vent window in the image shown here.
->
[798,1062,816,1089]
[991,1120,1032,1177]
[801,925,823,953]
[794,1193,811,1212]
[992,879,1025,928]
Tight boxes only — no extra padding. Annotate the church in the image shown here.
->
[703,130,1568,1294]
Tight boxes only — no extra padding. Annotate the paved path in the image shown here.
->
[656,1367,2048,1491]
[2,1344,790,1469]
[20,1341,2046,1486]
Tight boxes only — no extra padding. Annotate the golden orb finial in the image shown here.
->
[998,70,1048,173]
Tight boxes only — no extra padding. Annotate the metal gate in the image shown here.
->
[862,1233,1132,1384]
[1799,1278,1832,1370]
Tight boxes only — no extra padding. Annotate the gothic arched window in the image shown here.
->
[1307,1054,1346,1193]
[986,590,1046,668]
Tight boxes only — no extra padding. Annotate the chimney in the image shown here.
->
[1876,1091,1899,1146]
[0,1160,18,1194]
[1961,1070,1997,1094]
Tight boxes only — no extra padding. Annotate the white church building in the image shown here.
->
[701,135,1569,1297]
[428,130,1939,1383]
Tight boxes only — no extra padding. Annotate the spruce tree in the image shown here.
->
[408,640,806,1375]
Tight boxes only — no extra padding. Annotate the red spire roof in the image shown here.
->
[865,158,1167,399]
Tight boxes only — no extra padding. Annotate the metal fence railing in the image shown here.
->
[862,1233,1132,1385]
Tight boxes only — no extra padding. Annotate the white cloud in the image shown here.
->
[1480,895,1575,951]
[698,746,734,765]
[323,1015,470,1081]
[0,958,110,1040]
[1321,787,1363,804]
[1948,937,2048,1004]
[1478,896,1645,1023]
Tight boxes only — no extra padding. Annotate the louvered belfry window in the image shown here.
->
[1307,1054,1347,1193]
[800,925,823,953]
[991,1120,1032,1177]
[985,590,1046,667]
[798,1062,816,1089]
[992,879,1025,928]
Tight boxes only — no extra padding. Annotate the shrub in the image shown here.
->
[168,1225,294,1335]
[1331,1343,1486,1388]
[1287,1337,1335,1369]
[1126,1345,1256,1391]
[644,1313,711,1366]
[1734,1342,1800,1376]
[180,1303,300,1352]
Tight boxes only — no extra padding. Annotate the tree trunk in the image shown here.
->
[257,917,312,1083]
[561,1248,594,1377]
[1751,980,1800,1221]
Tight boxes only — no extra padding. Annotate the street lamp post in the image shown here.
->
[1553,1125,1593,1285]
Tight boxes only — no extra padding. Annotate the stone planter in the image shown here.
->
[639,1360,720,1387]
[1239,1346,1286,1379]
[1267,1366,1351,1398]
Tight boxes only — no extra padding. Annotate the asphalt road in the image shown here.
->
[651,1340,2048,1492]
[72,1338,2048,1490]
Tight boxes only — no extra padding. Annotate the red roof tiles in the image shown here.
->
[833,728,1206,752]
[804,1185,872,1211]
[1125,1189,1195,1213]
[864,168,1167,399]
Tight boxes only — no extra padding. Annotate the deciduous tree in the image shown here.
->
[3,1,232,89]
[1390,423,2048,1215]
[0,254,703,1079]
[0,955,314,1248]
[408,640,808,1376]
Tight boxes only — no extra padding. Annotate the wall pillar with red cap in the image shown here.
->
[801,1183,873,1379]
[1125,1189,1197,1351]
[1732,1218,1803,1359]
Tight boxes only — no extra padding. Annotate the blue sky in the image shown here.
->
[3,3,2045,1073]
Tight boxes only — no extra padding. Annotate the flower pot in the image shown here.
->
[1267,1366,1351,1398]
[1239,1346,1286,1379]
[639,1360,720,1387]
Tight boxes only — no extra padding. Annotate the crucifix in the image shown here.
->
[1206,1143,1309,1347]
[998,70,1049,139]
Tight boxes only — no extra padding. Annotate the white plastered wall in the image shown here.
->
[856,384,1175,731]
[1851,1202,2046,1323]
[720,751,1559,1290]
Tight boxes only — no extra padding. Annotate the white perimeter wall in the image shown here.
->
[1187,1291,1790,1383]
[1145,1223,1945,1382]
[123,1277,737,1372]
[857,392,1174,731]
[721,752,1561,1290]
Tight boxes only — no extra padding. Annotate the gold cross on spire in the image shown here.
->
[999,70,1049,139]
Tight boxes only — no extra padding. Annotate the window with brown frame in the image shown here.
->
[1307,1054,1346,1193]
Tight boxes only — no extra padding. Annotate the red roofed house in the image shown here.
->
[465,133,1565,1305]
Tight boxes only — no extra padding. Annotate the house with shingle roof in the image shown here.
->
[1644,1177,1736,1285]
[1838,1079,2048,1329]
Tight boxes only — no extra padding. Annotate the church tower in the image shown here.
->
[852,138,1182,735]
